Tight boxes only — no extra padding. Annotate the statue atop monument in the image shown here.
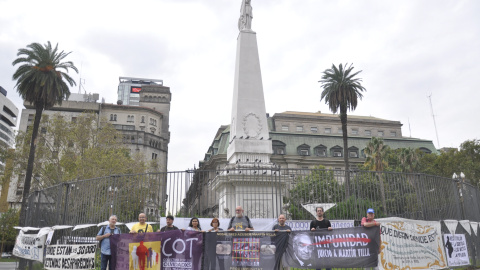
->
[238,0,253,31]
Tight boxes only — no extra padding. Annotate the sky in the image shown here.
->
[1,0,479,171]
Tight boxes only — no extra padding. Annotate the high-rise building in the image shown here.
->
[0,86,18,150]
[117,77,164,106]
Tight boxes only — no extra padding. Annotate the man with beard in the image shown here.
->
[227,206,254,231]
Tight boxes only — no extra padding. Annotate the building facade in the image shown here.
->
[117,77,164,106]
[200,111,436,171]
[7,87,171,219]
[0,86,18,151]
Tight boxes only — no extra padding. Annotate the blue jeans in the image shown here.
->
[101,253,113,270]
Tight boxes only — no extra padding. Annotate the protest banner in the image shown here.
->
[203,231,289,270]
[110,230,203,270]
[159,217,354,231]
[282,227,380,269]
[377,217,447,269]
[443,234,469,267]
[44,244,96,270]
[12,230,46,262]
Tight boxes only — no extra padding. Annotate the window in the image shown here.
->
[297,144,310,156]
[41,127,47,134]
[365,130,371,136]
[348,146,359,158]
[152,153,158,159]
[378,131,384,137]
[351,129,358,135]
[272,140,286,155]
[325,128,331,134]
[141,116,145,123]
[110,114,114,121]
[390,131,396,137]
[330,146,343,157]
[113,114,117,121]
[314,145,327,157]
[337,128,343,134]
[310,127,318,133]
[296,126,304,132]
[281,125,289,131]
[334,168,343,176]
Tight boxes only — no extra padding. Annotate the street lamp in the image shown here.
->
[453,172,466,220]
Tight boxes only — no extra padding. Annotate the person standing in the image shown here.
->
[272,214,291,232]
[310,207,332,270]
[186,217,203,232]
[130,213,153,233]
[228,206,254,231]
[208,218,223,232]
[310,206,332,231]
[96,215,121,270]
[361,208,380,270]
[158,215,178,232]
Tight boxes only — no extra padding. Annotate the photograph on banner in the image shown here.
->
[282,227,380,269]
[110,230,203,270]
[203,231,289,270]
[12,230,46,262]
[44,244,96,270]
[377,217,447,269]
[443,234,469,267]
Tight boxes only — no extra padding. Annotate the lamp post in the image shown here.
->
[453,172,466,220]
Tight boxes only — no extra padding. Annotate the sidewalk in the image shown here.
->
[0,261,18,269]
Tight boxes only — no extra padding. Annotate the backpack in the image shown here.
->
[228,216,252,230]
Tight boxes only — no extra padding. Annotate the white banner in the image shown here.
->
[13,231,46,262]
[443,234,469,267]
[159,218,353,231]
[377,217,447,270]
[44,244,96,270]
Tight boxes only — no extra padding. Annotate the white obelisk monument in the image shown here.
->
[212,0,288,219]
[227,0,272,165]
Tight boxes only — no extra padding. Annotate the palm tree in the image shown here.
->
[319,63,366,197]
[12,41,77,226]
[364,137,389,213]
[398,148,420,174]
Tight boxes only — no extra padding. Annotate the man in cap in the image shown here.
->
[362,208,380,270]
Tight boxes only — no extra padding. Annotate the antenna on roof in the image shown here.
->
[408,117,412,137]
[78,62,87,94]
[427,93,440,147]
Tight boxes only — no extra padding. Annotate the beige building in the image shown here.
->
[7,85,171,216]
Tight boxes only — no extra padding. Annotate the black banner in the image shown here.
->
[283,227,380,269]
[203,231,289,270]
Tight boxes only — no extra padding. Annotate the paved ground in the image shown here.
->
[0,262,18,269]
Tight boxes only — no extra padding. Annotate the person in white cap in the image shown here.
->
[361,208,380,270]
[361,208,380,227]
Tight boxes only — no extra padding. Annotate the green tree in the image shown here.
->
[286,166,344,220]
[0,209,19,255]
[12,41,78,226]
[13,113,150,188]
[398,148,421,174]
[363,137,388,214]
[319,63,366,198]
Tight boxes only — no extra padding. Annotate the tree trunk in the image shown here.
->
[19,105,44,227]
[340,108,350,198]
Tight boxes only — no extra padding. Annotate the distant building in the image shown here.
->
[200,111,437,171]
[0,86,18,150]
[117,77,164,106]
[8,85,171,217]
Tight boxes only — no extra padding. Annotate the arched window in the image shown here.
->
[297,144,310,156]
[141,116,145,123]
[348,146,359,158]
[314,145,327,157]
[272,140,286,155]
[114,114,117,121]
[330,145,343,157]
[110,114,113,121]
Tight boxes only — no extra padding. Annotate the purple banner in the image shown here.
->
[283,227,380,269]
[110,230,203,270]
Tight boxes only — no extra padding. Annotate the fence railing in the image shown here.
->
[24,169,480,227]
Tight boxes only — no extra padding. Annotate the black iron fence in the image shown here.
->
[24,169,480,226]
[19,168,480,269]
